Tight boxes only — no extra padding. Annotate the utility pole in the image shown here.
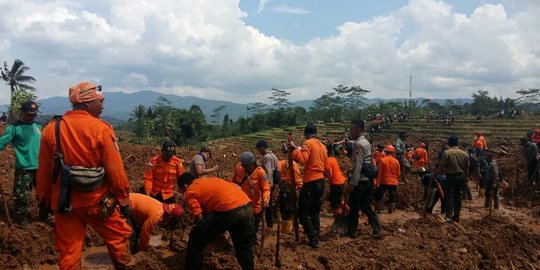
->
[409,75,412,111]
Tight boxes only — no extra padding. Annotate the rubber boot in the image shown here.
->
[369,217,382,238]
[388,203,395,214]
[478,188,485,199]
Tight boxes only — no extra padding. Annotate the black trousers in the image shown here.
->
[527,158,538,183]
[265,187,275,227]
[278,183,294,220]
[298,179,324,242]
[347,181,379,234]
[329,184,344,210]
[374,185,397,203]
[186,203,255,270]
[442,173,466,220]
[484,180,499,208]
[151,193,176,204]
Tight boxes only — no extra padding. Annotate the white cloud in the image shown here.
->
[0,0,538,105]
[272,5,311,15]
[257,0,269,13]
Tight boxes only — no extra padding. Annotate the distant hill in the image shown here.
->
[2,91,476,123]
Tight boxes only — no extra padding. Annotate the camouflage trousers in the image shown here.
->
[13,168,36,217]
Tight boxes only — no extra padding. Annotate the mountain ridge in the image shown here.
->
[2,90,474,122]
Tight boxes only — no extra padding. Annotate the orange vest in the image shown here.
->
[185,177,250,217]
[473,136,487,150]
[232,166,270,214]
[376,155,401,186]
[144,155,184,200]
[36,110,131,209]
[326,157,346,185]
[413,147,428,168]
[292,137,328,183]
[277,160,303,189]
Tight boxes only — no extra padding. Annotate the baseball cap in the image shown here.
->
[240,151,256,165]
[304,124,317,136]
[20,101,39,114]
[255,140,269,148]
[163,203,184,217]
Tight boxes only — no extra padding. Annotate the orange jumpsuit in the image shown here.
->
[277,160,303,189]
[143,155,184,201]
[36,110,132,270]
[129,193,164,252]
[232,166,270,214]
[373,150,386,166]
[185,177,251,216]
[473,136,488,150]
[326,157,346,186]
[232,162,245,183]
[413,147,428,168]
[292,137,328,183]
[376,155,401,186]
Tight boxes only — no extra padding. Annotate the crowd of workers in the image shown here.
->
[0,81,539,270]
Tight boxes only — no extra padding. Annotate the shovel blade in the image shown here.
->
[331,213,348,235]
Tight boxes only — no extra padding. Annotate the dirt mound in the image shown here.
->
[0,222,57,268]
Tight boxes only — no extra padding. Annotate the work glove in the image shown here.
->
[119,203,132,219]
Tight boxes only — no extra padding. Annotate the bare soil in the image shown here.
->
[0,125,539,269]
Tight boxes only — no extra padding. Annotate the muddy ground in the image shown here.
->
[0,125,539,269]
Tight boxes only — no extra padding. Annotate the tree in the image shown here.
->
[9,87,36,121]
[269,88,291,109]
[515,88,540,114]
[210,105,226,125]
[471,90,498,115]
[1,59,36,121]
[129,104,146,143]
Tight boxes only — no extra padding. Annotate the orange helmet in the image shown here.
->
[384,145,395,153]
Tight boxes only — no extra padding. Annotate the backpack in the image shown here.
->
[361,163,378,179]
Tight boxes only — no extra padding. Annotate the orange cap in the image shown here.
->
[163,203,184,217]
[69,82,104,104]
[384,145,395,153]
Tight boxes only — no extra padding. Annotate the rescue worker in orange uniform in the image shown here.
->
[36,82,133,269]
[374,145,401,214]
[277,147,303,233]
[326,144,346,213]
[373,144,386,166]
[179,173,255,270]
[472,131,488,157]
[128,193,183,253]
[143,141,184,204]
[289,124,328,248]
[232,161,245,183]
[413,143,429,169]
[232,151,270,233]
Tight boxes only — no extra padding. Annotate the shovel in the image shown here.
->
[331,200,349,235]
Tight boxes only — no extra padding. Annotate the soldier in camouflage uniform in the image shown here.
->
[0,101,41,223]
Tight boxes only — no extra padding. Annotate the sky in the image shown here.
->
[0,0,539,105]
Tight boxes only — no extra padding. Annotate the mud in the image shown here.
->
[0,124,539,269]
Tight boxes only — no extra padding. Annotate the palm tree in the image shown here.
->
[152,107,177,141]
[129,104,146,143]
[1,59,36,121]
